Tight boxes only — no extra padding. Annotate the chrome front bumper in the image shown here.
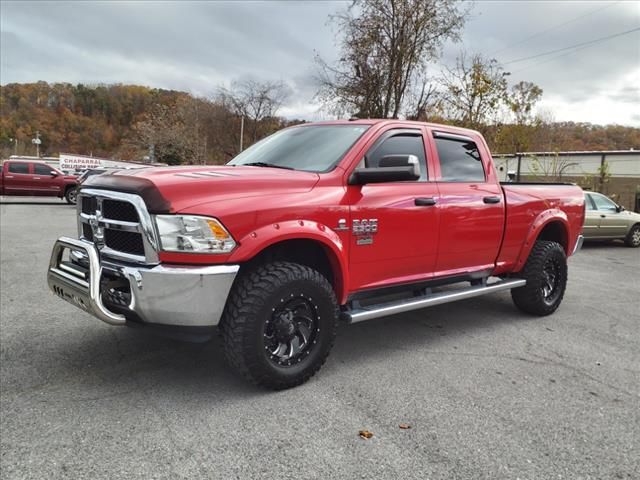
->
[48,237,239,327]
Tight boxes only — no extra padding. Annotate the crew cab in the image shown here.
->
[1,160,78,203]
[47,120,585,389]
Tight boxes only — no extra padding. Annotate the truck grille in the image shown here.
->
[102,200,139,222]
[81,196,97,215]
[104,229,145,255]
[78,189,158,264]
[82,223,94,241]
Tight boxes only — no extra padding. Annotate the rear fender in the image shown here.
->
[514,209,570,272]
[228,220,349,303]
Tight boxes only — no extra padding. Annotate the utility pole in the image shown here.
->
[239,115,245,153]
[32,131,41,157]
[9,138,18,156]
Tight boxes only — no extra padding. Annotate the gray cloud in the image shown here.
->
[1,0,638,125]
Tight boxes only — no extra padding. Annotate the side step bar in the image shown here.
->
[344,278,526,324]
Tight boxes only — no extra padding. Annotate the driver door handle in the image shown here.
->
[415,197,437,206]
[483,196,501,204]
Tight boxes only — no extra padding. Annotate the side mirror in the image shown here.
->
[349,154,421,185]
[50,172,59,177]
[616,205,625,212]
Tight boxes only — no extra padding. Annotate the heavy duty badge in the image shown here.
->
[353,219,377,245]
[352,219,378,235]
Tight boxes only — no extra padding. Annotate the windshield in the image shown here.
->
[228,125,370,172]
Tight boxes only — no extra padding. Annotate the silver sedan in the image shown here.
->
[582,191,640,247]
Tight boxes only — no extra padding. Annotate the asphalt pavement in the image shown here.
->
[1,197,639,479]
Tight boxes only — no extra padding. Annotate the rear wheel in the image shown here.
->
[220,261,339,390]
[624,224,640,248]
[511,240,568,316]
[65,187,77,204]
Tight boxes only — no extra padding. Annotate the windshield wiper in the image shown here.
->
[241,162,295,170]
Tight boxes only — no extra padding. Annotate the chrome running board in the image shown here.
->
[344,278,526,324]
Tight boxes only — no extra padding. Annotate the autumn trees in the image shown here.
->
[315,0,467,119]
[0,82,294,163]
[218,79,291,146]
[313,0,547,152]
[313,0,553,154]
[439,53,508,129]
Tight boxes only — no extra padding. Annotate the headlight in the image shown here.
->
[154,215,236,253]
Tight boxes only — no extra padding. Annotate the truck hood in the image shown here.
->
[81,165,320,213]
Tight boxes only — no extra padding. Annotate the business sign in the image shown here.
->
[59,154,103,171]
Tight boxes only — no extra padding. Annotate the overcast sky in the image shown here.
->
[1,0,639,125]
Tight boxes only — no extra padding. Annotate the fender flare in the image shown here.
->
[514,209,570,272]
[228,220,349,303]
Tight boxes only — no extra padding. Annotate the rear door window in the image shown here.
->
[8,163,30,174]
[434,135,485,182]
[34,164,54,175]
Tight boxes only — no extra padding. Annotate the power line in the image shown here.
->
[502,27,640,65]
[510,42,595,75]
[490,1,623,57]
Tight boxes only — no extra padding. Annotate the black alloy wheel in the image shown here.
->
[540,256,562,306]
[511,240,568,316]
[220,261,339,390]
[264,295,320,367]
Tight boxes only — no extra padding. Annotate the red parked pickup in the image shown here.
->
[1,160,78,203]
[47,120,585,389]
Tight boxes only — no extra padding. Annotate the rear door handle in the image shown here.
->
[415,197,437,206]
[600,214,606,218]
[483,196,501,204]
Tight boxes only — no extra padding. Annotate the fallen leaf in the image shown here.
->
[399,423,411,430]
[358,430,373,439]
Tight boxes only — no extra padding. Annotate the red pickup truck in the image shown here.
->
[1,160,78,203]
[47,120,585,389]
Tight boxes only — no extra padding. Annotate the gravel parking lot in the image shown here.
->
[1,198,639,480]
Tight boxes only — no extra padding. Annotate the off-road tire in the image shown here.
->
[65,187,77,205]
[219,261,339,390]
[511,240,568,316]
[624,224,640,248]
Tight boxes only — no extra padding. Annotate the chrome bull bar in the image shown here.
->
[48,236,126,325]
[48,236,240,327]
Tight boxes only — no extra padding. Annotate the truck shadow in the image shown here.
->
[52,293,529,397]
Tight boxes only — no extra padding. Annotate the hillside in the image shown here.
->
[1,82,639,163]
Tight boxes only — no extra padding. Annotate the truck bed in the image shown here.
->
[496,183,585,273]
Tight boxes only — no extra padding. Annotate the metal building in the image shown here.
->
[494,150,640,212]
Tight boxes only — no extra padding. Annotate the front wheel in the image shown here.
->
[624,224,640,248]
[65,187,78,205]
[511,240,568,316]
[220,261,339,390]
